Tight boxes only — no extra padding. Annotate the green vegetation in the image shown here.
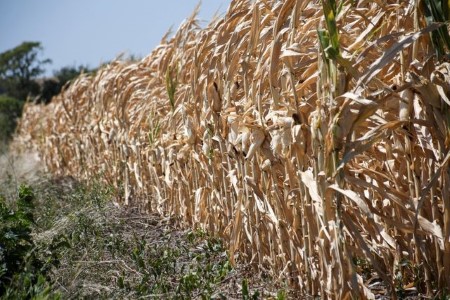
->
[0,185,60,299]
[422,0,450,58]
[241,278,260,300]
[0,41,89,103]
[0,41,90,148]
[39,65,90,103]
[0,41,51,101]
[0,42,45,147]
[0,95,23,150]
[165,64,178,111]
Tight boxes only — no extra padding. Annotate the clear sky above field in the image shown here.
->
[0,0,227,76]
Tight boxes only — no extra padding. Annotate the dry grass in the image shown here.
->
[14,0,450,298]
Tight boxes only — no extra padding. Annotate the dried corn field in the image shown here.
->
[14,0,450,298]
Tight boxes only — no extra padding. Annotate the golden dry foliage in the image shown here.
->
[15,0,450,298]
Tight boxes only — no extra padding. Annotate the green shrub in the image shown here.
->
[0,95,24,148]
[0,185,59,299]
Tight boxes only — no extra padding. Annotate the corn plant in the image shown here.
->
[165,64,178,112]
[422,0,450,58]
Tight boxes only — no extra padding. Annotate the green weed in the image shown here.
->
[242,278,260,300]
[0,185,60,299]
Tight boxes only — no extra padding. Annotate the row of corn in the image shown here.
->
[15,0,450,298]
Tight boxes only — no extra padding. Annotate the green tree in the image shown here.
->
[39,78,60,104]
[0,95,24,149]
[39,65,89,103]
[54,65,89,86]
[0,41,51,101]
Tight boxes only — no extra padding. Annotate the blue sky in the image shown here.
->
[0,1,228,76]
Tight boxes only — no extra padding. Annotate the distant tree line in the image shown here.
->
[0,41,90,149]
